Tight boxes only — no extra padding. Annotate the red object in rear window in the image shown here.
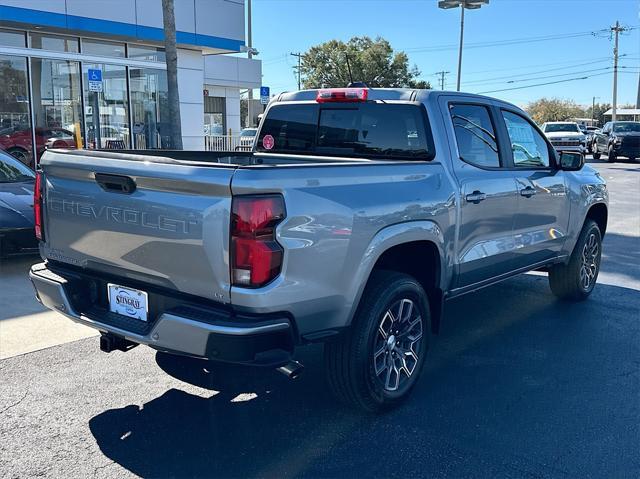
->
[34,171,44,241]
[316,88,368,103]
[231,195,285,288]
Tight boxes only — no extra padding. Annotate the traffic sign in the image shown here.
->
[260,86,270,105]
[88,68,103,93]
[88,69,102,81]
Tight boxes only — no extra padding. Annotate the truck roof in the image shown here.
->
[272,88,506,106]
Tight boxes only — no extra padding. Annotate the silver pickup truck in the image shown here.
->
[30,88,608,411]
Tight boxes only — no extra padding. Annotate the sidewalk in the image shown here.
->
[0,256,97,359]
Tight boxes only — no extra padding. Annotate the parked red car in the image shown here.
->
[0,127,77,167]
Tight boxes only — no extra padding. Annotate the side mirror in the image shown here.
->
[559,151,584,171]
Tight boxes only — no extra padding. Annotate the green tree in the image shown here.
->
[300,36,430,89]
[526,98,586,125]
[585,102,612,127]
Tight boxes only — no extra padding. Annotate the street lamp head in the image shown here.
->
[438,0,488,9]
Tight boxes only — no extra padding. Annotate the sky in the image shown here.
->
[246,0,640,108]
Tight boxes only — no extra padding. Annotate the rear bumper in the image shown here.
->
[29,262,295,366]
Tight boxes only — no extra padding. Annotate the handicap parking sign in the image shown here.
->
[260,86,270,105]
[88,69,102,82]
[88,68,103,92]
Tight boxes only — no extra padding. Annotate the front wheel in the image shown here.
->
[607,144,617,162]
[324,271,431,412]
[549,220,602,301]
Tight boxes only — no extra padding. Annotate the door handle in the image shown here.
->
[95,173,137,194]
[520,186,537,198]
[465,190,487,204]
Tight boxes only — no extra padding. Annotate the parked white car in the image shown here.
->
[237,127,257,150]
[541,122,586,155]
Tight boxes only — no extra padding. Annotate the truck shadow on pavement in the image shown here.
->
[88,274,640,478]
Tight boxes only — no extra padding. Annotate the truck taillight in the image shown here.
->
[316,88,368,103]
[34,171,44,241]
[231,195,285,288]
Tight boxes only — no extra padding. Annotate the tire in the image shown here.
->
[7,147,31,167]
[607,144,617,163]
[549,220,602,301]
[324,271,431,412]
[592,143,601,160]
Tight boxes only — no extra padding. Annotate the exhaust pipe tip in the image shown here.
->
[276,360,304,379]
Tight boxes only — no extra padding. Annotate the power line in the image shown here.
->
[403,27,633,54]
[462,58,621,86]
[477,72,613,94]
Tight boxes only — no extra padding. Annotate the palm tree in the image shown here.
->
[161,0,183,149]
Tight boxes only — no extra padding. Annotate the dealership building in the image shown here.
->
[0,0,261,165]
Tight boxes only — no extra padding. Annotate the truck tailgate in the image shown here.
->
[39,151,235,303]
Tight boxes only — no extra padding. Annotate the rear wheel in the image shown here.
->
[549,220,602,301]
[324,271,431,412]
[7,147,31,167]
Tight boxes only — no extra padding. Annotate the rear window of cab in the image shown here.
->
[256,103,435,161]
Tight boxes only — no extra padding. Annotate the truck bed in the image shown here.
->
[69,149,377,167]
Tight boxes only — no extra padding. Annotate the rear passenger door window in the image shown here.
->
[449,104,500,168]
[501,110,551,168]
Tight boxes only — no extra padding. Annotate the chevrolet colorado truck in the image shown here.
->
[29,88,608,412]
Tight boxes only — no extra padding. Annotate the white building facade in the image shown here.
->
[0,0,260,165]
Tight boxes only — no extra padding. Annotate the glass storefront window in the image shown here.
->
[0,29,26,48]
[128,44,166,63]
[204,96,225,135]
[130,67,169,149]
[83,63,129,149]
[0,55,33,167]
[30,33,79,53]
[82,39,125,58]
[31,58,83,160]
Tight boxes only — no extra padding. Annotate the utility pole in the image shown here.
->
[592,96,599,125]
[291,52,302,90]
[438,1,489,92]
[456,6,465,91]
[435,70,450,90]
[611,21,627,122]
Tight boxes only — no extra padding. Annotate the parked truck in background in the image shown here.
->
[540,121,587,157]
[592,121,640,162]
[30,88,608,411]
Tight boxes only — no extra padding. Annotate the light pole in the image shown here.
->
[438,0,489,92]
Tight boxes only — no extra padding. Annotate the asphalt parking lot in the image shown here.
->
[0,158,638,478]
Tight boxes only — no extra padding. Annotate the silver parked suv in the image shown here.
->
[30,88,608,411]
